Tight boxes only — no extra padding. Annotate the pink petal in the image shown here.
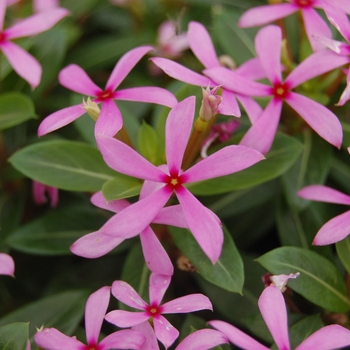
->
[114,87,178,108]
[285,92,342,148]
[33,0,59,12]
[176,329,228,350]
[236,93,263,124]
[255,25,282,84]
[166,96,195,173]
[5,8,69,39]
[140,228,174,276]
[0,253,14,276]
[70,230,125,258]
[111,280,147,310]
[313,210,350,245]
[209,320,269,350]
[183,144,264,183]
[296,324,350,350]
[96,134,165,182]
[218,89,241,117]
[99,329,146,350]
[85,286,110,345]
[105,46,154,91]
[38,104,86,136]
[297,185,350,205]
[323,2,350,41]
[239,98,282,154]
[153,315,179,349]
[235,57,267,81]
[149,273,171,305]
[162,294,212,314]
[34,328,84,349]
[105,310,149,327]
[258,286,290,350]
[132,322,159,350]
[337,71,350,105]
[238,4,297,27]
[175,186,223,263]
[58,64,101,96]
[1,41,41,88]
[153,205,189,229]
[0,1,6,31]
[188,21,220,68]
[90,191,130,212]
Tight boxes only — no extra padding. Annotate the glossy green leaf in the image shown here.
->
[0,93,36,130]
[0,323,29,350]
[138,121,162,165]
[336,236,350,275]
[9,140,116,192]
[189,133,302,195]
[102,175,142,201]
[256,247,350,312]
[169,226,243,293]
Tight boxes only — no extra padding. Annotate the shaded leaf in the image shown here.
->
[336,236,350,275]
[0,322,29,350]
[102,174,142,201]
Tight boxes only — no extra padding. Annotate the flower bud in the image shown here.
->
[82,97,100,121]
[265,272,300,292]
[199,85,222,122]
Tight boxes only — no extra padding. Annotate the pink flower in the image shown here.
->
[298,184,350,244]
[32,181,59,208]
[205,25,350,154]
[105,273,213,349]
[0,253,14,276]
[38,46,178,137]
[34,286,145,350]
[210,285,350,350]
[0,2,68,88]
[95,96,264,263]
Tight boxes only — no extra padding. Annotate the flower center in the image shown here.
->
[83,343,101,350]
[0,32,7,43]
[165,173,183,191]
[295,0,314,7]
[96,89,114,101]
[271,81,290,99]
[146,303,162,317]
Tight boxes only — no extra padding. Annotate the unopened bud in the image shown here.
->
[218,55,236,70]
[268,272,300,292]
[199,86,222,122]
[82,97,100,121]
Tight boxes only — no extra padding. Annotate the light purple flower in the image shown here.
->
[32,181,58,208]
[38,46,178,137]
[210,285,350,350]
[105,273,213,349]
[34,286,145,350]
[298,184,350,244]
[95,96,264,263]
[0,253,14,276]
[0,2,68,88]
[205,24,350,154]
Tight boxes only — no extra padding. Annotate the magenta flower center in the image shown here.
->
[271,82,290,99]
[83,343,101,350]
[294,0,314,7]
[0,32,7,43]
[145,303,163,317]
[165,172,184,191]
[96,89,114,101]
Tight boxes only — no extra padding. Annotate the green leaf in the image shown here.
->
[102,174,142,201]
[138,121,162,165]
[9,140,116,192]
[0,323,29,350]
[0,93,36,130]
[169,226,244,293]
[256,247,350,312]
[189,132,302,195]
[336,236,350,274]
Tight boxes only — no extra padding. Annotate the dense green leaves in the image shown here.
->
[0,323,29,350]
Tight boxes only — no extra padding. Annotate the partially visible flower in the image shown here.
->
[34,286,145,350]
[298,184,350,245]
[268,272,300,292]
[105,273,213,349]
[32,181,58,208]
[210,285,350,350]
[0,253,14,276]
[199,85,222,122]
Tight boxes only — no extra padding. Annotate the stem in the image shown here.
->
[114,125,135,149]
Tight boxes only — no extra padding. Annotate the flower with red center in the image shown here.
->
[105,273,213,349]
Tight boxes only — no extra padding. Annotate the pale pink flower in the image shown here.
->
[32,181,58,208]
[34,286,145,350]
[0,253,14,276]
[210,285,350,350]
[105,273,213,349]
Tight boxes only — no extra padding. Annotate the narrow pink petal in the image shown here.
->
[90,191,130,212]
[162,294,212,314]
[0,1,6,31]
[132,322,159,350]
[70,230,124,258]
[114,87,178,108]
[218,89,241,117]
[1,41,41,88]
[297,185,350,205]
[0,253,14,276]
[94,99,123,138]
[238,4,298,27]
[85,286,110,345]
[153,315,179,349]
[209,320,269,350]
[100,329,146,350]
[5,8,69,39]
[96,134,165,182]
[302,7,332,51]
[258,286,291,350]
[58,64,101,96]
[255,25,282,84]
[38,104,86,136]
[175,186,223,263]
[323,3,350,41]
[34,328,84,349]
[166,96,195,173]
[313,210,350,245]
[105,46,153,91]
[286,50,350,89]
[236,93,263,124]
[111,280,147,310]
[183,145,264,183]
[150,57,213,86]
[188,21,220,68]
[176,329,228,350]
[153,205,189,229]
[140,177,167,199]
[333,0,350,14]
[235,57,267,81]
[105,310,149,327]
[239,98,282,154]
[296,324,350,350]
[285,92,342,148]
[338,72,350,106]
[140,228,174,276]
[33,0,59,12]
[149,273,171,305]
